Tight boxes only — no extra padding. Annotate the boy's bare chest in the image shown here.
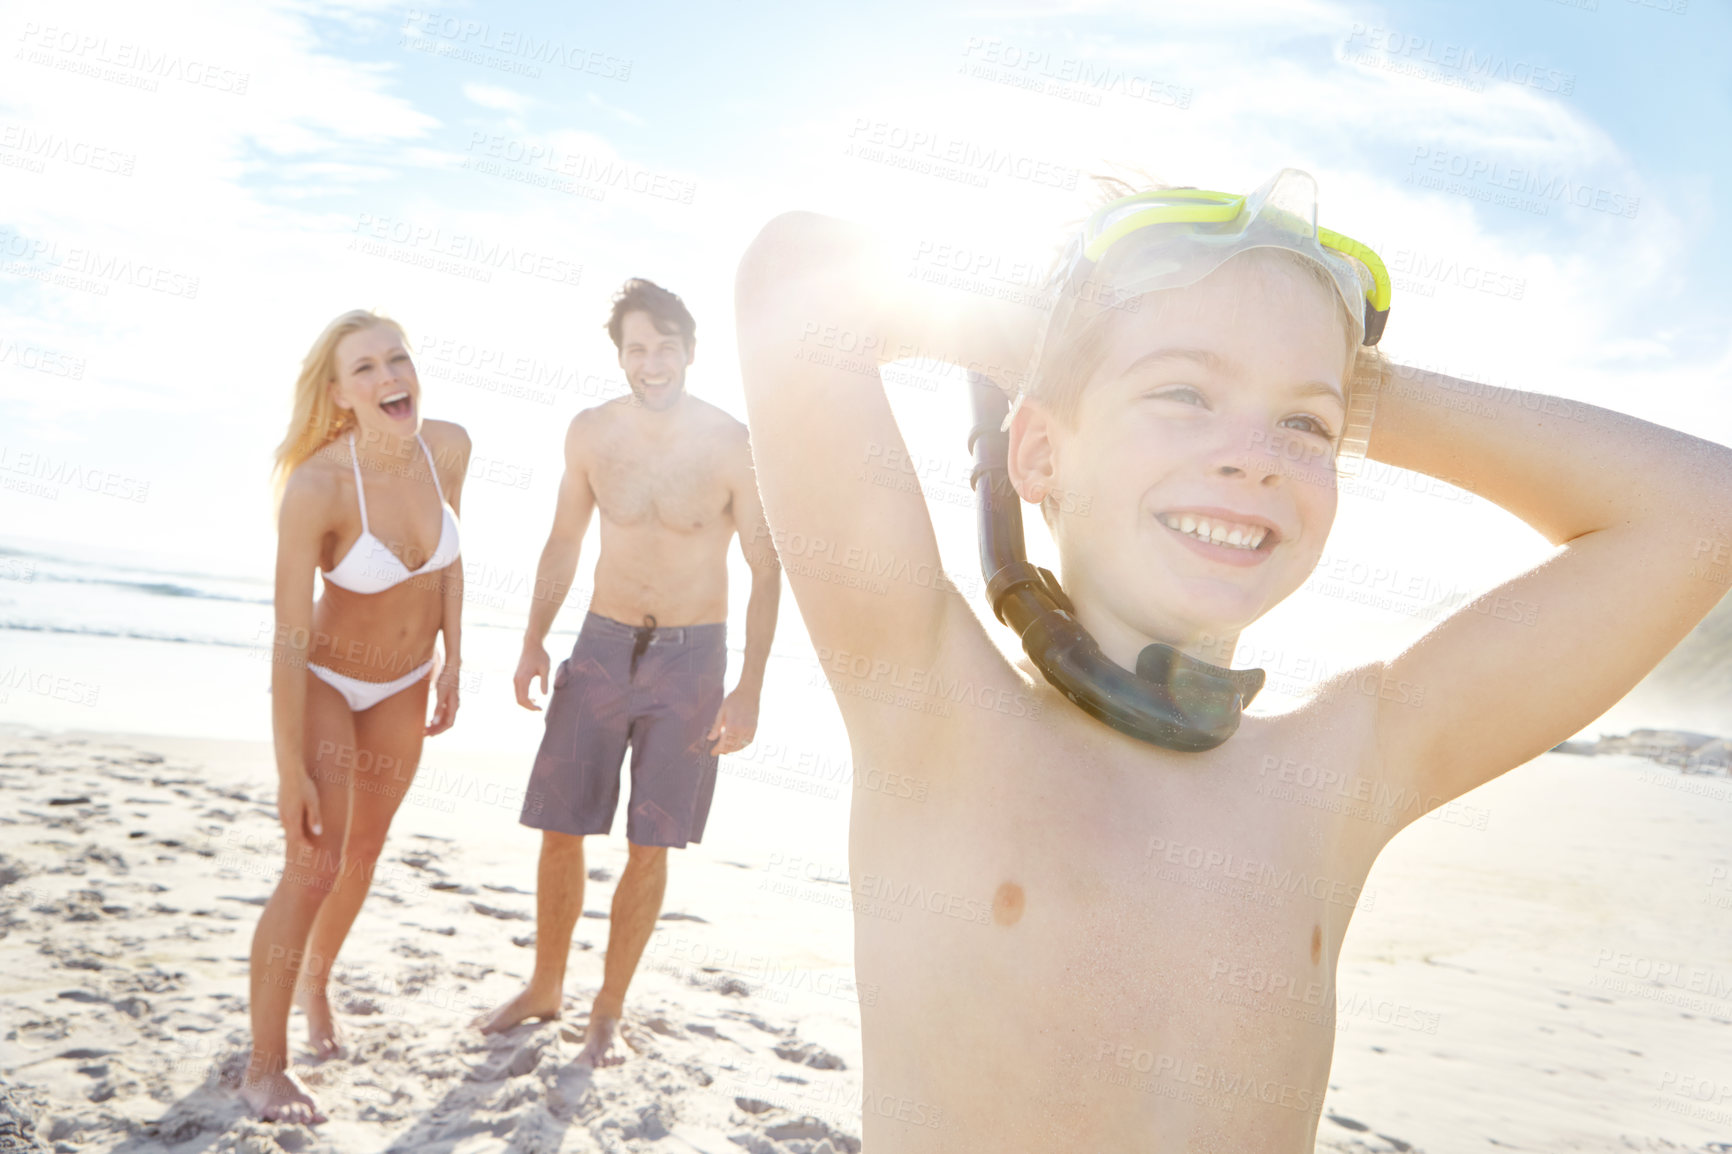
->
[849,709,1371,1104]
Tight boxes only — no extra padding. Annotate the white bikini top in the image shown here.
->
[323,431,461,594]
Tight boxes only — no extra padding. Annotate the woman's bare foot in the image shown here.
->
[474,985,562,1035]
[575,1013,634,1067]
[238,1068,327,1125]
[296,984,345,1060]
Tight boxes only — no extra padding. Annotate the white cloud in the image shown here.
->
[462,82,534,114]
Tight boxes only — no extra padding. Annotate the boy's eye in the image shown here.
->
[1146,385,1207,406]
[1280,413,1335,439]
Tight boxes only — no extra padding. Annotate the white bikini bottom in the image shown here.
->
[306,658,434,712]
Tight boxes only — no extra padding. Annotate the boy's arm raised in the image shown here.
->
[733,211,1029,692]
[1365,362,1732,810]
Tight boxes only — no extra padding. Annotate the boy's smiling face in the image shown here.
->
[1012,249,1353,665]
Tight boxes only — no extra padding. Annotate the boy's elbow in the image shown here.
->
[736,211,845,305]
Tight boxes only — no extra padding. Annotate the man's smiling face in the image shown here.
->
[618,308,695,410]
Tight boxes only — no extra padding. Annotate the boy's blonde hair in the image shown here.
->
[1027,170,1383,439]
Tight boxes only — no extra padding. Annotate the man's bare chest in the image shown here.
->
[590,445,731,533]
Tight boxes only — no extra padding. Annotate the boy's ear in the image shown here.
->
[1006,397,1059,505]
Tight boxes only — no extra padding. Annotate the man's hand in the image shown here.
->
[278,770,323,845]
[426,661,461,735]
[515,643,552,710]
[707,689,759,756]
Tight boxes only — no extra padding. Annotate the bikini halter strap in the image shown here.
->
[415,434,446,504]
[347,431,369,534]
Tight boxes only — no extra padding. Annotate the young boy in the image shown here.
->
[731,170,1732,1151]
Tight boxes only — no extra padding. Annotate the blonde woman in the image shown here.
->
[241,310,468,1124]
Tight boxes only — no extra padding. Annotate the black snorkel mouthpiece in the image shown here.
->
[966,372,1265,753]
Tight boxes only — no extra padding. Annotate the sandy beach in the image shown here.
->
[1,719,1728,1153]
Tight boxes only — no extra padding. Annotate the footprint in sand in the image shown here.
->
[772,1041,846,1070]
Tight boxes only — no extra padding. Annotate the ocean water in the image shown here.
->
[0,535,856,864]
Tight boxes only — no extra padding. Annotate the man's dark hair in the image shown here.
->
[605,278,696,352]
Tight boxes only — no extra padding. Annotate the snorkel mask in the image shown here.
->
[967,168,1392,752]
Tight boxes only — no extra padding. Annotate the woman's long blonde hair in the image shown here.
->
[270,309,409,510]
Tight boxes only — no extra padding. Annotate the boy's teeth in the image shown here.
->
[1161,513,1268,551]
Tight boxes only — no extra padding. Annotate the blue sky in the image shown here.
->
[3,0,1728,694]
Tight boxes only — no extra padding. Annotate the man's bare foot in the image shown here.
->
[575,1013,634,1067]
[296,985,345,1060]
[238,1069,327,1125]
[474,985,562,1035]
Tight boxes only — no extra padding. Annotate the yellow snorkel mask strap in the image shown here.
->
[1027,169,1394,473]
[1070,175,1394,349]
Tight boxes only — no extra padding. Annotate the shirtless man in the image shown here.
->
[732,176,1732,1150]
[478,279,781,1067]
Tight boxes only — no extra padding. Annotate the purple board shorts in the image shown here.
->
[521,611,728,848]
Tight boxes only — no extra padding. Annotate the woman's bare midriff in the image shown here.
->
[306,577,444,682]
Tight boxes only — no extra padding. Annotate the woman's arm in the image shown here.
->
[272,472,329,842]
[1363,359,1732,809]
[429,422,471,736]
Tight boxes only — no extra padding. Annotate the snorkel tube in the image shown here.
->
[967,372,1266,753]
[968,169,1391,753]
